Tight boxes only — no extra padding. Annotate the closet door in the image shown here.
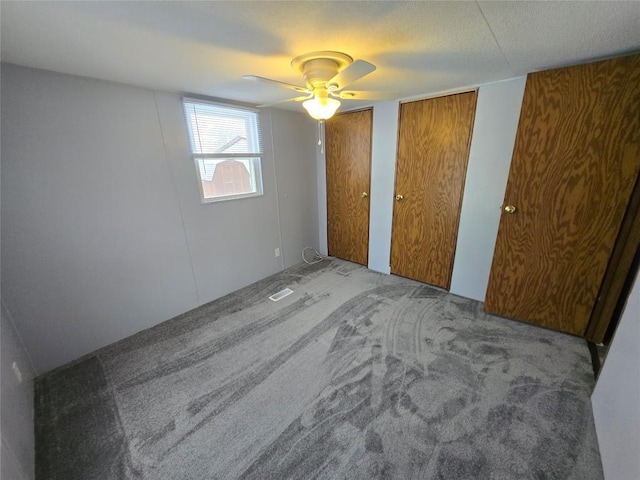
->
[390,91,477,289]
[325,108,372,265]
[485,54,640,336]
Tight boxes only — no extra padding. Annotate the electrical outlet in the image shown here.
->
[12,361,23,384]
[275,248,281,258]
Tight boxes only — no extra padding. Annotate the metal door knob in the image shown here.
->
[361,192,368,198]
[395,194,404,201]
[504,205,517,214]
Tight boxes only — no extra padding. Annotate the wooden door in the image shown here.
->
[390,91,477,289]
[325,108,372,265]
[485,54,640,336]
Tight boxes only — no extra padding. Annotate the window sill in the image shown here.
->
[200,191,264,204]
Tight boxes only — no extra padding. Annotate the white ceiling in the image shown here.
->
[2,1,639,112]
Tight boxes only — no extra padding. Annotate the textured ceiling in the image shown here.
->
[2,1,639,112]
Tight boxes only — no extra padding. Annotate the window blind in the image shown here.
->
[182,99,262,157]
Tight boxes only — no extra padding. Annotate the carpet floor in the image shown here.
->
[35,259,603,479]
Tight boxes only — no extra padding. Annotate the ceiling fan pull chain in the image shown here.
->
[318,120,325,154]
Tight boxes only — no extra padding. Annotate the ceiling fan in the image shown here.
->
[244,51,395,120]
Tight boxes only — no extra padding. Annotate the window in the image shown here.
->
[182,98,263,203]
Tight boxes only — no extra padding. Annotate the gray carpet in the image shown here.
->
[35,259,603,479]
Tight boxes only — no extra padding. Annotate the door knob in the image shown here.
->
[395,194,404,201]
[361,192,368,198]
[504,205,517,214]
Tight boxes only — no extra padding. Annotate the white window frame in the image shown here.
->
[182,98,264,204]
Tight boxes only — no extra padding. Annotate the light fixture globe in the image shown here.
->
[302,96,341,120]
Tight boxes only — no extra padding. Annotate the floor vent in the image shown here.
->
[269,288,294,302]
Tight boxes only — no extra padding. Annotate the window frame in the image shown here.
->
[182,97,264,204]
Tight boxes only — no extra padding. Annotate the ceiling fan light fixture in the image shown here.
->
[245,51,382,115]
[302,96,341,120]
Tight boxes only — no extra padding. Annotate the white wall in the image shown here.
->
[1,301,36,480]
[449,77,526,300]
[270,109,319,268]
[1,63,317,373]
[592,271,640,480]
[368,102,400,274]
[153,92,283,300]
[316,128,328,256]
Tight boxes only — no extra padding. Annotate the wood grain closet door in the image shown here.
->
[325,109,372,265]
[485,54,640,336]
[390,91,477,289]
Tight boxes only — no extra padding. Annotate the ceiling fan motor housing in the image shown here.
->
[291,51,353,91]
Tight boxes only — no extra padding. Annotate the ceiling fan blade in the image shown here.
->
[257,94,312,108]
[243,75,309,94]
[326,60,376,91]
[335,91,398,101]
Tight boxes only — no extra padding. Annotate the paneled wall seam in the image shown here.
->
[474,1,515,76]
[1,298,37,376]
[268,110,285,270]
[153,92,201,303]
